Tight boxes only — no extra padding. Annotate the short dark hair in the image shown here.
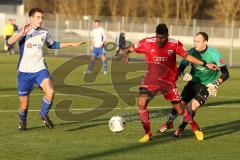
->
[94,20,101,23]
[156,23,168,35]
[29,8,43,17]
[196,32,208,41]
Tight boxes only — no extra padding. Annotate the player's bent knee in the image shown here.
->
[191,104,200,112]
[19,96,29,110]
[91,56,96,61]
[46,88,54,95]
[138,104,147,110]
[177,109,184,115]
[101,56,106,61]
[171,100,181,105]
[138,104,146,110]
[138,99,146,108]
[175,107,184,115]
[138,95,149,110]
[19,96,28,102]
[171,100,184,115]
[50,89,55,95]
[19,101,28,109]
[45,89,55,101]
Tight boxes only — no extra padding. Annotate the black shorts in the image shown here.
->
[181,82,209,105]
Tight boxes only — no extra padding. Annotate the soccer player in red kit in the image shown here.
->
[121,24,219,143]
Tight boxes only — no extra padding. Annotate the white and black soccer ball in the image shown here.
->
[108,116,126,133]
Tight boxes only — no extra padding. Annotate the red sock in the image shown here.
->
[183,109,193,123]
[139,109,151,135]
[189,120,200,131]
[184,109,200,131]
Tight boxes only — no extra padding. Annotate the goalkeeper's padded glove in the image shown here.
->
[182,73,193,82]
[206,80,220,97]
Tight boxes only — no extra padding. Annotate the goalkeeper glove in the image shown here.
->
[206,80,220,97]
[181,73,192,82]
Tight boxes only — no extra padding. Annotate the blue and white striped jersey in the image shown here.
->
[92,27,105,48]
[17,27,60,73]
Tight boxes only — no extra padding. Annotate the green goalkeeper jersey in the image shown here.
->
[180,46,226,85]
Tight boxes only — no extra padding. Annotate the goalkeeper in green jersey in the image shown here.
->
[158,32,229,140]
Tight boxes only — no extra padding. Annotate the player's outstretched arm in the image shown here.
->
[184,54,220,70]
[207,65,230,96]
[60,42,86,48]
[121,47,134,63]
[217,65,230,84]
[8,24,32,45]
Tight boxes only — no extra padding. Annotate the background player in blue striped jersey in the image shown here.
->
[86,20,108,75]
[8,8,86,130]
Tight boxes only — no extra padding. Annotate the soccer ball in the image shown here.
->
[108,116,126,133]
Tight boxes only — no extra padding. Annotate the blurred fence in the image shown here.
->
[0,13,240,66]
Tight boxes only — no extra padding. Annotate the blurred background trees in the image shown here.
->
[24,0,240,22]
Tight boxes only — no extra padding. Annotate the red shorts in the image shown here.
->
[140,77,181,101]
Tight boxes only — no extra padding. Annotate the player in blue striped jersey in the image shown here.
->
[8,8,85,130]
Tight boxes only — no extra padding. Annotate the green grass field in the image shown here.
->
[0,53,240,160]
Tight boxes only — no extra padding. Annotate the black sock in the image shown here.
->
[166,108,178,127]
[180,109,196,130]
[87,60,95,71]
[192,111,196,118]
[179,121,188,130]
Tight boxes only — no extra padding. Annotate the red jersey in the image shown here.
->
[132,36,188,83]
